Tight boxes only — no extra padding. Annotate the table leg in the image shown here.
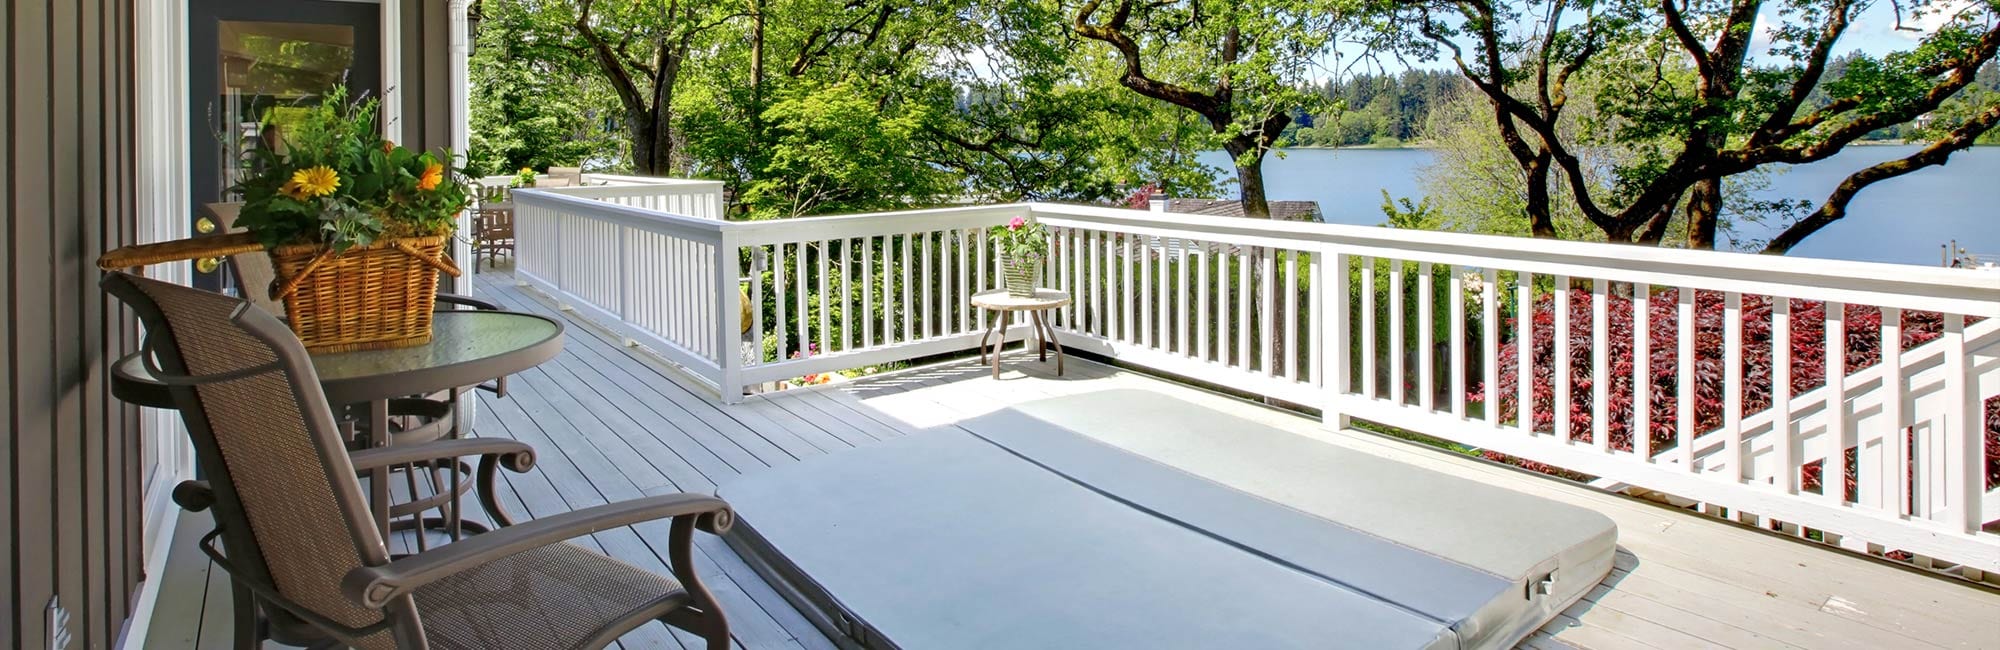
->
[1031,311,1048,361]
[445,387,463,541]
[991,312,1005,379]
[1039,309,1066,376]
[978,310,1003,366]
[369,398,392,547]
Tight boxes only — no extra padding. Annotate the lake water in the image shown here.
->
[1196,146,1999,266]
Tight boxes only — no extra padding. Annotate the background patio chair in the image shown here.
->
[103,272,734,649]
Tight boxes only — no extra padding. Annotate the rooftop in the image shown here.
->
[146,270,2000,649]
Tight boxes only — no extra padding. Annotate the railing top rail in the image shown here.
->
[512,188,726,242]
[721,204,1028,246]
[1029,203,2000,316]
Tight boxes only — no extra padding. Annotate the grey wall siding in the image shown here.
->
[400,0,454,154]
[6,0,144,647]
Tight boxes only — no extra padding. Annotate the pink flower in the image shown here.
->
[1008,216,1026,230]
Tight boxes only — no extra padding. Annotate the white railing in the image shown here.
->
[510,188,2000,574]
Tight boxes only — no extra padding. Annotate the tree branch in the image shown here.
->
[1763,100,2000,254]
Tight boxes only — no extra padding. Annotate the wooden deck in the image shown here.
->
[145,271,2000,649]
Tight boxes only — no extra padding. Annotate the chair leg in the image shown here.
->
[231,582,259,650]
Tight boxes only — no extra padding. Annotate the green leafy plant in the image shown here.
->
[989,216,1049,262]
[233,85,470,253]
[511,166,538,189]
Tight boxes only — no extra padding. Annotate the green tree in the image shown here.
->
[1374,0,2000,251]
[468,0,623,175]
[1072,0,1345,218]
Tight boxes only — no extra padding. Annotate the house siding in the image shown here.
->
[6,0,145,648]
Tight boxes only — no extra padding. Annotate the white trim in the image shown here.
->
[120,0,197,646]
[449,0,472,297]
[380,0,403,141]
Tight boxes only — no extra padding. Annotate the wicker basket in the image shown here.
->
[98,231,461,353]
[269,234,460,352]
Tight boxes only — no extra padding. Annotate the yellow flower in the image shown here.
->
[416,162,445,191]
[519,167,532,174]
[279,179,310,201]
[289,166,340,198]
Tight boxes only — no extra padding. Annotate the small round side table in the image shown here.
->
[971,288,1072,378]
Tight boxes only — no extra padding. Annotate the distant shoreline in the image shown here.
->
[1279,142,1435,151]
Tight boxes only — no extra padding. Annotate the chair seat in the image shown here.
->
[406,541,689,650]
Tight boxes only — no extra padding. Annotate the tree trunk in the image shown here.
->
[628,107,660,174]
[1224,137,1272,219]
[1525,152,1556,238]
[1684,176,1722,249]
[750,0,766,144]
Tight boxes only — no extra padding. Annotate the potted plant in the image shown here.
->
[991,216,1048,298]
[227,87,471,352]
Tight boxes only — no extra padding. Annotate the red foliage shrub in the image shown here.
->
[1479,287,1999,493]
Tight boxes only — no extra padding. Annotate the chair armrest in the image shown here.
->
[341,493,732,608]
[434,293,501,311]
[347,438,535,473]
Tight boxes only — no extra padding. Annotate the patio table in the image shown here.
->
[971,288,1071,378]
[113,309,564,544]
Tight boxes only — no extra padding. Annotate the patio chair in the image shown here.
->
[472,207,515,270]
[102,272,734,650]
[547,166,584,186]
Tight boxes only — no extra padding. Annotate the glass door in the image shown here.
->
[188,0,380,290]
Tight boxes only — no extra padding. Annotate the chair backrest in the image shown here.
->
[547,166,584,185]
[476,207,515,238]
[102,273,402,646]
[475,181,509,205]
[205,202,285,315]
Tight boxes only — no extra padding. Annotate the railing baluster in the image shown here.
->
[958,228,970,335]
[1362,257,1377,401]
[1160,239,1173,352]
[751,245,765,365]
[1774,297,1794,493]
[1883,307,1905,516]
[1518,272,1535,433]
[788,239,804,356]
[1390,260,1405,405]
[1942,313,1975,533]
[1238,249,1252,370]
[1678,287,1696,470]
[1724,291,1744,482]
[863,237,875,348]
[841,238,853,352]
[1286,250,1301,381]
[1141,234,1154,348]
[1126,234,1139,343]
[1634,285,1651,459]
[1419,262,1435,411]
[1450,265,1466,419]
[775,242,788,361]
[1824,301,1847,505]
[1554,276,1571,443]
[1593,277,1609,452]
[1198,243,1211,361]
[1179,240,1193,356]
[818,240,832,355]
[1482,268,1499,426]
[922,232,934,339]
[1262,248,1277,375]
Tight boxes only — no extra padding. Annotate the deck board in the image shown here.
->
[145,271,2000,649]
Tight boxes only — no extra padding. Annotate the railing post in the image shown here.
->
[1943,314,1978,533]
[1322,245,1350,430]
[617,225,632,322]
[716,230,745,403]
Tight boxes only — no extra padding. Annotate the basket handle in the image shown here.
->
[96,232,264,271]
[392,240,462,278]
